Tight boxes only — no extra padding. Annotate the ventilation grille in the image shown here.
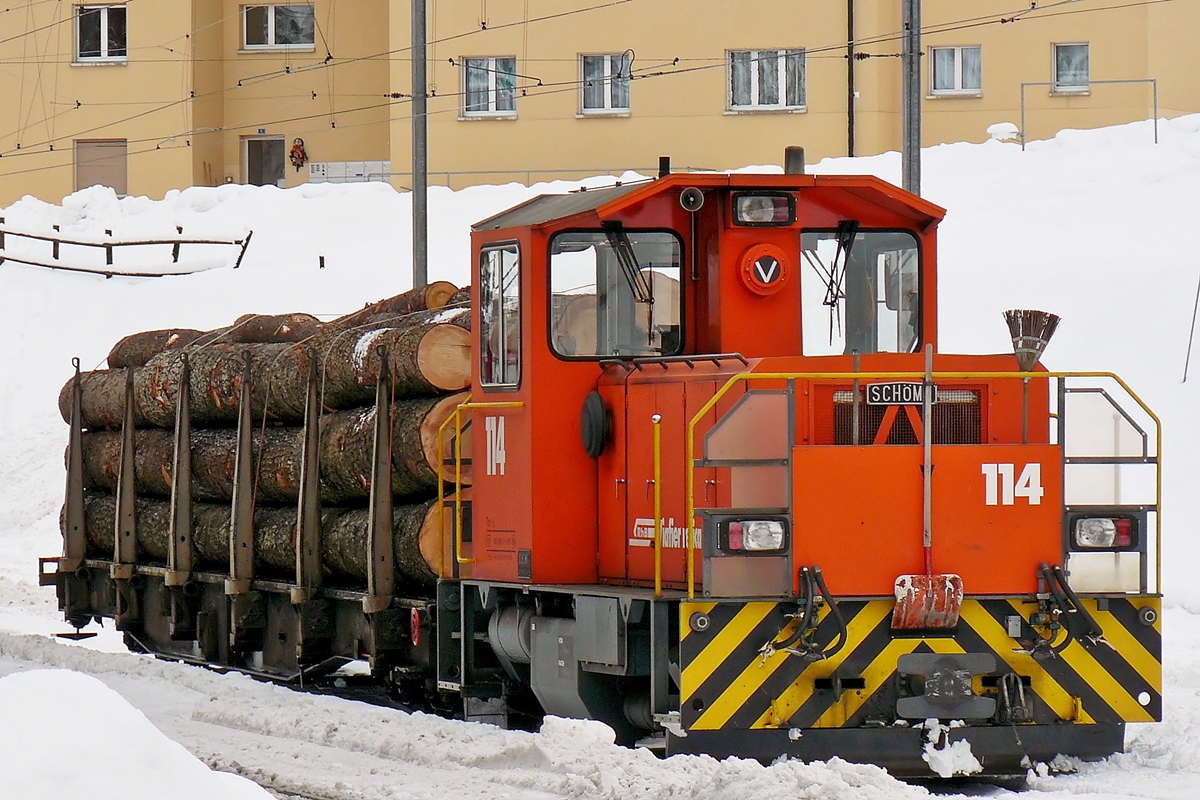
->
[825,388,984,445]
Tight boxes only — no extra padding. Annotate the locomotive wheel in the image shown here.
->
[580,391,609,458]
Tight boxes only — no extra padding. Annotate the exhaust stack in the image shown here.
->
[784,146,806,175]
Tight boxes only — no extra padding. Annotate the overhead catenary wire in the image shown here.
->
[0,0,1183,164]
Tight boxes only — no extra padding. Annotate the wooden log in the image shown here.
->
[420,489,471,580]
[320,317,471,402]
[79,493,439,586]
[56,368,145,429]
[230,313,321,343]
[77,391,471,504]
[330,281,458,333]
[63,312,471,428]
[447,285,471,308]
[320,498,438,587]
[135,340,296,427]
[82,492,294,576]
[107,329,205,369]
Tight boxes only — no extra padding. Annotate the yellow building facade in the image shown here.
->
[0,1,1195,204]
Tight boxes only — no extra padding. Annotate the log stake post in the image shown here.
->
[63,359,87,573]
[166,353,195,637]
[293,353,323,602]
[363,345,395,615]
[52,224,59,259]
[227,351,261,649]
[293,352,331,660]
[172,225,183,263]
[61,358,93,627]
[112,368,140,629]
[105,229,113,266]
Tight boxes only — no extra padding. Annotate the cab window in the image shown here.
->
[549,229,682,358]
[480,244,520,387]
[800,228,920,355]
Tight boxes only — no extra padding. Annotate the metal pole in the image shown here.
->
[922,343,933,576]
[412,0,428,288]
[847,0,856,157]
[1153,78,1158,144]
[901,0,921,195]
[1020,83,1028,151]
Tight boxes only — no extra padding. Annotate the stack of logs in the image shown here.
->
[59,281,472,594]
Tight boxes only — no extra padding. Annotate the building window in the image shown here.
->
[480,244,521,387]
[243,5,315,49]
[580,53,630,114]
[463,57,517,116]
[728,49,805,111]
[76,5,126,62]
[930,46,981,94]
[1053,43,1089,92]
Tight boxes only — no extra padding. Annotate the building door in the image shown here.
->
[243,136,285,187]
[75,140,128,195]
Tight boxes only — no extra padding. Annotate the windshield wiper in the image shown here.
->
[602,221,654,305]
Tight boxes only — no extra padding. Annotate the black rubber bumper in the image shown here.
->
[666,723,1125,777]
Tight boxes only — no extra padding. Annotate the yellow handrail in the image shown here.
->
[436,398,525,571]
[684,369,1162,599]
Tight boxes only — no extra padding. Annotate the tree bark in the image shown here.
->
[230,313,321,343]
[63,315,472,429]
[77,391,471,504]
[331,281,458,333]
[57,368,144,430]
[107,329,205,369]
[79,492,440,587]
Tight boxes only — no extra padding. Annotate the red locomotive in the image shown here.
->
[44,159,1162,778]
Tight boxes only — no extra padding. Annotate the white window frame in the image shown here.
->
[74,5,127,64]
[241,4,316,52]
[460,56,518,118]
[1052,42,1090,94]
[579,53,631,116]
[928,45,982,96]
[727,48,806,112]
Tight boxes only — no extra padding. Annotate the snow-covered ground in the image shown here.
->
[3,115,1200,797]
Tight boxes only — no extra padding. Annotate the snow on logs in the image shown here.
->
[62,281,468,589]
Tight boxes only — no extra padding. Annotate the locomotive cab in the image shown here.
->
[453,170,1161,776]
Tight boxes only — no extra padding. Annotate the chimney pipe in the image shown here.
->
[658,156,671,178]
[784,146,806,175]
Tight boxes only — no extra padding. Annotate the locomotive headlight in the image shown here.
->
[733,193,795,226]
[726,519,786,552]
[1073,517,1134,549]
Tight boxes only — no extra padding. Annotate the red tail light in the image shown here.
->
[728,521,743,550]
[1115,518,1132,547]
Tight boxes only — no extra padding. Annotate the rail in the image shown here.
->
[0,217,252,277]
[436,399,524,571]
[1018,79,1158,151]
[681,369,1162,599]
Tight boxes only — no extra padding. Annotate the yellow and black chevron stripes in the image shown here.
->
[679,596,1161,731]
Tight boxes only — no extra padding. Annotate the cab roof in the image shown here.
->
[471,173,945,233]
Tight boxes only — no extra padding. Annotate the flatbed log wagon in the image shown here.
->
[42,159,1162,779]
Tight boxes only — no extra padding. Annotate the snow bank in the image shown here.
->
[0,632,927,799]
[0,669,270,799]
[2,115,1200,798]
